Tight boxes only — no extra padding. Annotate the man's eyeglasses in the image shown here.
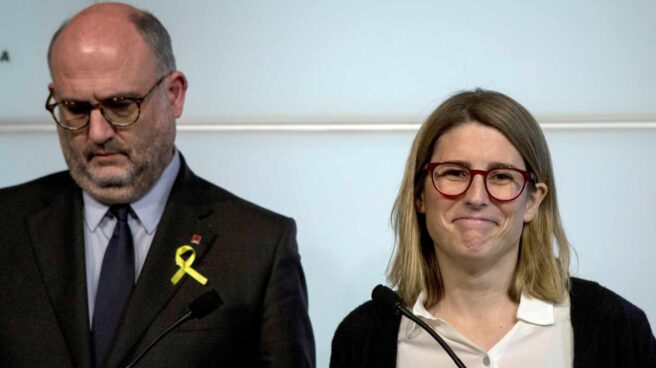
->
[45,74,169,130]
[425,162,536,202]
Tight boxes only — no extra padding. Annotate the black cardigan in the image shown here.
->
[330,278,656,368]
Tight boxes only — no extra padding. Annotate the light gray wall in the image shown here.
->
[2,0,656,123]
[1,1,655,368]
[0,0,90,121]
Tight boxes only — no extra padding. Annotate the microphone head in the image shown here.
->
[189,289,223,319]
[371,284,402,311]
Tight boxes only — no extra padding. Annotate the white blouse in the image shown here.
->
[397,291,573,368]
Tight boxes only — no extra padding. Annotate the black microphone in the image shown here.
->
[124,289,223,368]
[372,285,467,368]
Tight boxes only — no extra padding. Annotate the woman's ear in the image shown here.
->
[523,182,548,222]
[416,191,426,214]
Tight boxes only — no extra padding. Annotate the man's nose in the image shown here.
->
[87,108,116,144]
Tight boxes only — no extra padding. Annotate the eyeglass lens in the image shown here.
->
[53,98,140,129]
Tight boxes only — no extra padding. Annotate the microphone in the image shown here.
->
[188,289,223,319]
[371,285,467,368]
[124,289,223,368]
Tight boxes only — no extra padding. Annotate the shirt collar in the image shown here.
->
[516,294,555,326]
[403,289,555,337]
[129,151,180,233]
[401,290,443,338]
[83,192,111,231]
[412,290,437,320]
[83,150,181,234]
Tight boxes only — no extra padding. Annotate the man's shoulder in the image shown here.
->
[0,171,74,209]
[180,170,294,227]
[1,170,71,191]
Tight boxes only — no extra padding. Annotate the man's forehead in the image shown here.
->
[63,3,140,39]
[53,14,142,56]
[50,13,156,89]
[51,4,153,65]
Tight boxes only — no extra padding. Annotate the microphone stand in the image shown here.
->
[396,304,467,368]
[123,289,222,368]
[372,285,467,368]
[124,312,192,368]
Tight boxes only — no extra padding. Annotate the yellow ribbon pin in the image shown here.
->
[170,245,208,285]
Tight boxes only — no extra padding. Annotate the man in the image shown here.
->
[0,3,314,368]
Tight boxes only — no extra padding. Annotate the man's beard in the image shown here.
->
[82,159,141,188]
[63,137,168,204]
[80,140,139,188]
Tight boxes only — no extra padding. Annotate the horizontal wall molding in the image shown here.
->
[2,119,656,133]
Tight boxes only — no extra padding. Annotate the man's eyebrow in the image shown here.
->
[56,96,92,104]
[48,88,83,103]
[95,91,142,100]
[52,90,140,103]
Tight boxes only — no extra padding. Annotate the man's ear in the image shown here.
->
[166,71,188,118]
[523,182,548,222]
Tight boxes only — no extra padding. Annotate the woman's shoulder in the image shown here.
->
[331,300,402,368]
[569,277,656,366]
[333,300,400,340]
[570,277,649,321]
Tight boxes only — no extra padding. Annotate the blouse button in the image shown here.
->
[483,355,491,366]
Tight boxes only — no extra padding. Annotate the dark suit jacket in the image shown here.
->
[0,157,315,368]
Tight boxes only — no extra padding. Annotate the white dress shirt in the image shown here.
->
[82,151,180,326]
[397,290,574,368]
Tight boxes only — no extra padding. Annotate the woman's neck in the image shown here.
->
[427,251,520,350]
[433,242,519,309]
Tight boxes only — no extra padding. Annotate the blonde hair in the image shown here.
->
[389,89,570,307]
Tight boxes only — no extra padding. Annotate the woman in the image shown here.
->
[330,89,656,367]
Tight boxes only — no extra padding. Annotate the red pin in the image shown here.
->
[191,234,202,245]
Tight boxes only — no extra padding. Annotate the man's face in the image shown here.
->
[48,11,184,204]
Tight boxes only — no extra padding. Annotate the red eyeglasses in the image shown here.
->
[425,162,536,202]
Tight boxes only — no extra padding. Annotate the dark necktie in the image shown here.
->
[92,204,136,368]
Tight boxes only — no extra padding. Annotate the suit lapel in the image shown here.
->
[28,185,93,368]
[108,163,218,368]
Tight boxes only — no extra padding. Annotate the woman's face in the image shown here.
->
[416,122,547,269]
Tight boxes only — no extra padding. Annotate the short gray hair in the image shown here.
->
[128,10,176,76]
